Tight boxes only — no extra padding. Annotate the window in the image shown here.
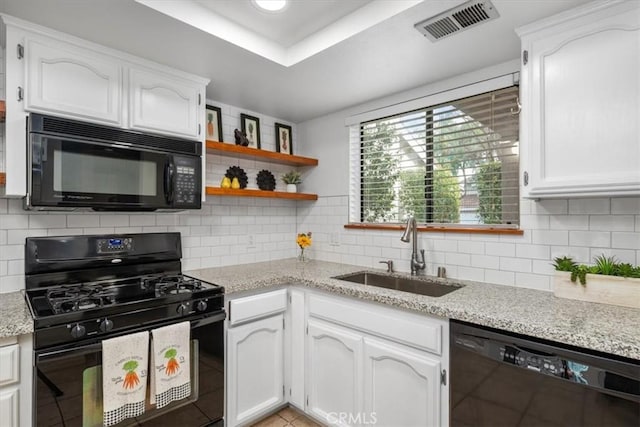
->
[351,85,520,228]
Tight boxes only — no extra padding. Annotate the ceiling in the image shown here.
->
[0,0,584,123]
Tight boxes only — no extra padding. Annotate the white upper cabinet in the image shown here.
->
[25,37,123,126]
[517,1,640,199]
[129,67,202,139]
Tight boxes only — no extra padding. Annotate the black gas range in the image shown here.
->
[25,233,226,426]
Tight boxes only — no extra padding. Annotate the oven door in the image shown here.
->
[33,314,224,427]
[29,134,174,210]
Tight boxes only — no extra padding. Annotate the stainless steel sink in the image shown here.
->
[332,272,462,297]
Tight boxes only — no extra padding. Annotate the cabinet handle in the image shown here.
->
[522,50,528,66]
[17,44,24,59]
[523,171,529,187]
[198,124,201,135]
[441,369,447,385]
[17,86,23,102]
[198,93,201,105]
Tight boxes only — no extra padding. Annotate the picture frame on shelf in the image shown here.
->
[275,123,293,155]
[240,113,261,149]
[205,105,223,142]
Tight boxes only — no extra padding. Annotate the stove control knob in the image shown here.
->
[196,300,208,312]
[177,304,188,315]
[70,324,86,339]
[100,319,114,333]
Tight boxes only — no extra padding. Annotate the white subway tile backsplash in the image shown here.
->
[589,215,635,232]
[569,198,610,214]
[471,254,500,269]
[484,270,515,286]
[569,231,610,248]
[0,215,30,229]
[611,232,640,250]
[611,198,640,214]
[530,199,568,215]
[499,257,532,273]
[457,240,485,254]
[531,230,568,246]
[485,242,516,257]
[67,215,100,228]
[99,215,129,227]
[515,244,550,260]
[515,273,550,291]
[549,215,589,231]
[445,252,470,266]
[457,266,485,282]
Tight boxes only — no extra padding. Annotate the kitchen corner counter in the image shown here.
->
[0,291,34,338]
[187,259,640,360]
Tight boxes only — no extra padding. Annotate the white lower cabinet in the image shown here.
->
[225,288,449,427]
[0,388,19,427]
[227,314,285,426]
[363,338,441,427]
[305,292,449,427]
[306,319,362,426]
[226,290,287,427]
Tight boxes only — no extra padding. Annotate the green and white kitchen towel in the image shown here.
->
[102,331,149,427]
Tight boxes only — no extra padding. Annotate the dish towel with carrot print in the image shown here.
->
[102,331,149,427]
[150,321,191,408]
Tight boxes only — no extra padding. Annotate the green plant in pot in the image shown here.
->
[282,170,302,193]
[552,255,640,309]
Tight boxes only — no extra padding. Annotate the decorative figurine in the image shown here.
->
[234,129,250,146]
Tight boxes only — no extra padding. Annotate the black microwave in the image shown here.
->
[26,114,202,211]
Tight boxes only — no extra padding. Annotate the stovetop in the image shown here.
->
[27,273,223,324]
[24,233,226,350]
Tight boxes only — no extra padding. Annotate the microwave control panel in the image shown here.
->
[174,156,199,206]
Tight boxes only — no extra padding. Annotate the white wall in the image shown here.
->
[296,61,640,291]
[0,101,300,293]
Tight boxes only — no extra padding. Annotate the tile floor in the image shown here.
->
[250,406,323,427]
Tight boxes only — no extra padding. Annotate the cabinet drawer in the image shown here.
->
[0,344,19,386]
[229,289,288,326]
[308,294,443,355]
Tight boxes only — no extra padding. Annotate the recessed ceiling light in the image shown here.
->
[252,0,287,13]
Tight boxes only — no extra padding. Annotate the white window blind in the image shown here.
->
[350,85,520,227]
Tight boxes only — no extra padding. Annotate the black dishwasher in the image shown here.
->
[450,320,639,427]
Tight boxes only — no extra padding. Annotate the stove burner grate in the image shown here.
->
[144,275,204,296]
[46,284,116,314]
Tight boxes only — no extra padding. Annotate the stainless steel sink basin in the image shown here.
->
[332,272,462,297]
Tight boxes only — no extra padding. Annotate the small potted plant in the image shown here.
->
[552,255,640,308]
[282,170,302,193]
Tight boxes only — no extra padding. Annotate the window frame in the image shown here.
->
[347,74,522,235]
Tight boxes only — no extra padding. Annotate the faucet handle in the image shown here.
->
[379,260,394,273]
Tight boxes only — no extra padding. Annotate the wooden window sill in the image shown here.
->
[344,223,524,235]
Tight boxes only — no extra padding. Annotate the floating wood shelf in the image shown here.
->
[206,141,318,167]
[206,187,318,200]
[0,100,5,122]
[0,172,5,186]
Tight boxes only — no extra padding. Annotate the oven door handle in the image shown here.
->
[36,311,226,362]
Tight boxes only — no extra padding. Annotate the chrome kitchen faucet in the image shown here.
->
[401,216,426,276]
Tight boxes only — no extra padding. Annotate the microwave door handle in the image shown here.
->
[164,160,175,204]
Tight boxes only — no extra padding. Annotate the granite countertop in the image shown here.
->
[187,259,640,360]
[0,291,34,339]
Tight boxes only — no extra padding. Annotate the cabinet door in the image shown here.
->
[227,314,285,427]
[25,37,122,125]
[306,319,362,427]
[520,2,640,198]
[129,67,202,140]
[363,338,441,427]
[0,388,18,427]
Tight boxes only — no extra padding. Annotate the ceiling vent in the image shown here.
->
[415,0,499,42]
